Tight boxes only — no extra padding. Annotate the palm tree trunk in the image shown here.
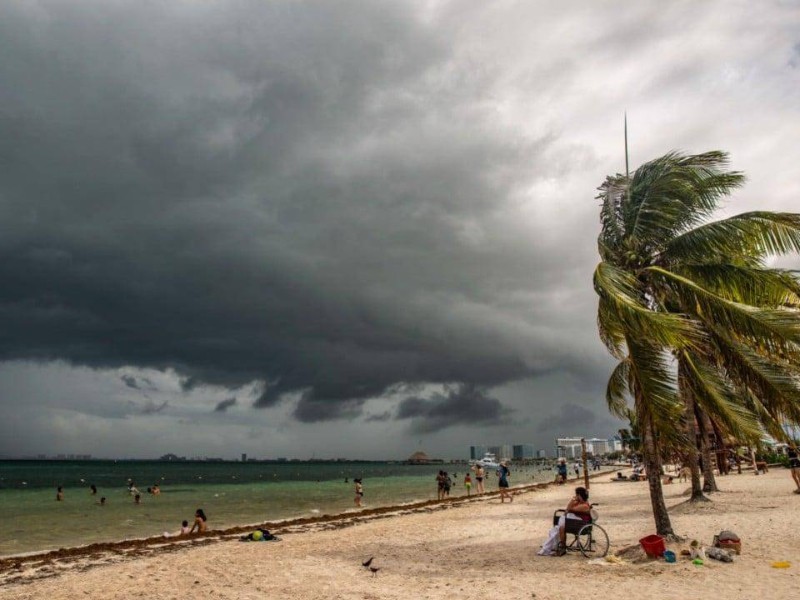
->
[711,421,729,475]
[677,358,708,501]
[638,404,675,537]
[683,403,708,501]
[695,407,719,492]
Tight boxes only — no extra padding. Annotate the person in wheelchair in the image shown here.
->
[557,487,591,550]
[537,486,592,556]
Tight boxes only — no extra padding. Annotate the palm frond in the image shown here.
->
[606,358,632,418]
[710,327,800,428]
[680,352,762,443]
[597,297,627,359]
[671,264,800,309]
[629,151,745,245]
[626,338,683,437]
[647,266,800,348]
[595,262,702,349]
[663,212,800,264]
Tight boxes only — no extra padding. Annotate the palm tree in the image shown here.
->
[595,150,800,535]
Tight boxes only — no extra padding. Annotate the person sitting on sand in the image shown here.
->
[190,509,207,533]
[180,520,190,535]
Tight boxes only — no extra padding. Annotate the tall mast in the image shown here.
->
[624,112,630,179]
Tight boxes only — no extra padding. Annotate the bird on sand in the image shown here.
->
[369,566,380,577]
[362,557,374,568]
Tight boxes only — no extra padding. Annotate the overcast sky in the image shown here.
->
[1,1,798,460]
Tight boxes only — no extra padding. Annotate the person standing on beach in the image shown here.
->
[464,473,472,496]
[56,486,64,501]
[472,464,485,494]
[443,472,452,498]
[354,479,364,507]
[190,509,207,533]
[555,459,568,484]
[90,484,97,495]
[788,445,800,494]
[497,461,512,503]
[436,470,445,500]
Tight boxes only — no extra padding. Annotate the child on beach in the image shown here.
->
[464,473,472,496]
[180,520,190,535]
[354,479,364,507]
[56,486,64,501]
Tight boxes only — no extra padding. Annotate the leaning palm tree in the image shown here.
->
[595,150,800,535]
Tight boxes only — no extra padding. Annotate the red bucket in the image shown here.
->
[639,534,666,558]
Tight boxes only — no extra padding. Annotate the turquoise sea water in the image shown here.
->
[0,460,566,557]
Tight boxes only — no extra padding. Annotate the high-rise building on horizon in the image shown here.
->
[513,444,535,459]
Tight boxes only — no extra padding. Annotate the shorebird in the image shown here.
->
[369,566,380,577]
[361,556,374,568]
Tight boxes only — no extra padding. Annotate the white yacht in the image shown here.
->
[470,452,501,470]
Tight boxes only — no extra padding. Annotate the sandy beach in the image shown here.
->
[2,469,799,600]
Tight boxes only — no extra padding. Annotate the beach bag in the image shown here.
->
[240,528,280,542]
[713,530,741,554]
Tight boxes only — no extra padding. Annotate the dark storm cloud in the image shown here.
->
[214,397,237,413]
[364,411,392,423]
[137,400,169,416]
[0,0,579,425]
[396,384,512,433]
[536,403,597,434]
[121,374,156,391]
[120,375,141,390]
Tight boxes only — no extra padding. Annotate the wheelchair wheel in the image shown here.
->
[577,523,609,558]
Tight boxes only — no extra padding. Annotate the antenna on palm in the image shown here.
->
[624,112,630,179]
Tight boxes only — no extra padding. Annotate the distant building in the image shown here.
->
[513,444,535,459]
[470,445,487,460]
[586,438,612,455]
[159,453,186,461]
[536,449,548,459]
[241,453,247,462]
[556,437,617,458]
[408,451,443,464]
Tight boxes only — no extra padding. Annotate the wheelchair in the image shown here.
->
[552,504,609,558]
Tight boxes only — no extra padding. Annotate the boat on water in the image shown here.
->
[470,452,502,470]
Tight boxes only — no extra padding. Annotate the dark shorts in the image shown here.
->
[499,479,509,488]
[476,477,483,482]
[790,458,800,469]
